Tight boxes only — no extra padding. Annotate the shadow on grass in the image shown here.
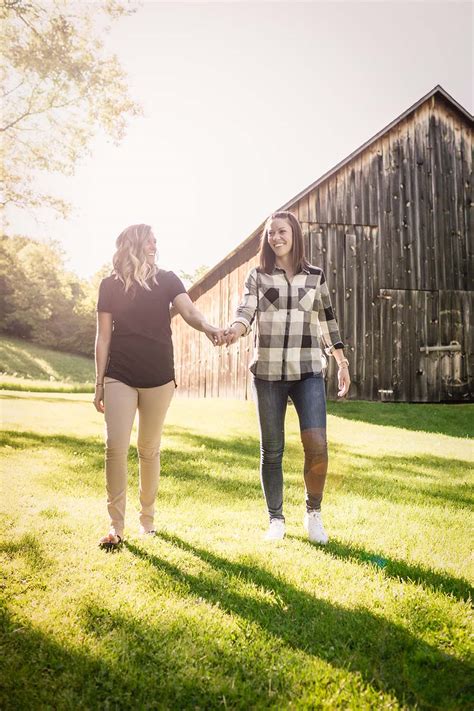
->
[2,528,472,709]
[0,533,49,572]
[125,533,473,710]
[2,429,471,512]
[327,400,474,439]
[0,429,261,502]
[167,432,473,509]
[329,443,473,510]
[286,535,473,604]
[0,603,252,710]
[164,431,473,511]
[76,599,301,707]
[167,426,259,460]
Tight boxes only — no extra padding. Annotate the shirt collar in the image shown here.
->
[272,265,310,275]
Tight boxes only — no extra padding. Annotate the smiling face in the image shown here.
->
[143,230,157,266]
[267,217,293,260]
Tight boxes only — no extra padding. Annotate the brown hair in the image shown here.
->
[112,223,158,294]
[258,210,309,274]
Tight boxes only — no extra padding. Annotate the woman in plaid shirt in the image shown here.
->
[225,211,351,543]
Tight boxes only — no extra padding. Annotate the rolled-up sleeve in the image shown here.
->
[318,270,344,350]
[233,268,258,335]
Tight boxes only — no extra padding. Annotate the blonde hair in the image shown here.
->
[112,224,158,294]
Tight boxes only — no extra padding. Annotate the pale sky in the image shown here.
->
[7,0,473,280]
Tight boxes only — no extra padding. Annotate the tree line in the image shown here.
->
[0,1,139,358]
[0,3,208,359]
[0,235,107,357]
[0,235,211,358]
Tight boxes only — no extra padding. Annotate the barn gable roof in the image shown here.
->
[188,85,473,300]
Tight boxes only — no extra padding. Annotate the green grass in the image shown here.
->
[327,400,473,439]
[1,393,473,710]
[0,335,94,391]
[1,334,472,443]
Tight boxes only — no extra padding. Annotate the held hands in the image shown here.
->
[222,325,242,345]
[203,324,227,346]
[203,323,245,346]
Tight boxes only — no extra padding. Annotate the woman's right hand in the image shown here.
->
[93,384,105,413]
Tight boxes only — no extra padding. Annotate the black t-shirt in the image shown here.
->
[97,270,186,388]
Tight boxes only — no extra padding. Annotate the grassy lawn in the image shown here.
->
[1,392,473,709]
[0,336,94,391]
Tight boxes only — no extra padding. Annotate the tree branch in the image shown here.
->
[1,80,26,99]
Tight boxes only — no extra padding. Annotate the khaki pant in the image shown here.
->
[103,377,175,537]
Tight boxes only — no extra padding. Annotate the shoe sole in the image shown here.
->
[308,537,328,545]
[264,535,285,541]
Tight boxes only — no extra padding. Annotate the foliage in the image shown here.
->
[178,264,210,287]
[0,235,98,356]
[0,0,140,215]
[0,396,473,709]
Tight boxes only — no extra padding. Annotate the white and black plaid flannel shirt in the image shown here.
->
[233,265,344,381]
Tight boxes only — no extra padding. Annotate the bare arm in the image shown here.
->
[173,293,226,345]
[94,311,112,413]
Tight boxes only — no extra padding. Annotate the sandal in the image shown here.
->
[139,526,156,536]
[98,533,123,550]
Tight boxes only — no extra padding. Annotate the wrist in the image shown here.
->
[230,321,245,337]
[337,358,349,369]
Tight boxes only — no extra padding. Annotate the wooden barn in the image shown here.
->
[171,85,473,402]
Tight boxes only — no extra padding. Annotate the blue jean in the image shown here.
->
[252,373,328,521]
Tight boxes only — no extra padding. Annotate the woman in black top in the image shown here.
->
[94,224,225,548]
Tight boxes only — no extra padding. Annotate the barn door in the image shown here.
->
[344,228,380,400]
[439,291,473,401]
[303,222,379,400]
[378,289,472,402]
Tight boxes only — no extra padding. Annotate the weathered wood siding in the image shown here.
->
[173,239,260,400]
[172,92,473,401]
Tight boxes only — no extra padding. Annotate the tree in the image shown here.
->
[0,235,97,356]
[0,0,140,216]
[178,265,210,287]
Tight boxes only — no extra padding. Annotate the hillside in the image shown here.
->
[0,336,94,391]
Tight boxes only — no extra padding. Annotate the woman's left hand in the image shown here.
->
[337,366,351,398]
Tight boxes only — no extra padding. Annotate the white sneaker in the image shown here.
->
[264,518,285,541]
[304,511,329,545]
